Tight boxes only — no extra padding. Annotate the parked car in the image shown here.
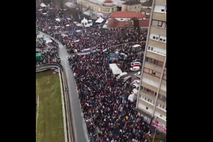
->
[131,79,140,85]
[116,72,128,80]
[130,79,140,89]
[119,53,128,60]
[131,62,141,67]
[122,76,132,83]
[134,71,141,79]
[130,66,141,72]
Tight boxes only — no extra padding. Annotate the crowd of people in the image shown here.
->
[36,7,147,53]
[36,5,156,142]
[69,52,150,142]
[36,35,60,66]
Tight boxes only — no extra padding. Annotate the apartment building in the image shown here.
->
[136,0,166,133]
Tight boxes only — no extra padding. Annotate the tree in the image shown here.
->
[58,0,64,9]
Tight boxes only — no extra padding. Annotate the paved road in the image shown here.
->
[40,32,89,142]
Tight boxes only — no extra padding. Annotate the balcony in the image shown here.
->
[159,88,166,97]
[141,91,156,102]
[148,40,166,50]
[146,51,165,62]
[155,106,166,118]
[141,81,158,92]
[157,98,166,107]
[143,72,161,84]
[164,68,166,75]
[144,61,163,73]
[155,0,166,5]
[152,12,166,21]
[150,26,166,37]
[138,99,155,112]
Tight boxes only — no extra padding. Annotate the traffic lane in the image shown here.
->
[64,62,88,142]
[43,31,88,142]
[59,43,88,142]
[128,71,137,81]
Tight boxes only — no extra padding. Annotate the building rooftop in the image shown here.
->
[104,0,113,3]
[106,18,149,28]
[123,0,141,5]
[107,18,133,28]
[139,20,149,27]
[109,11,145,18]
[142,8,151,13]
[141,0,153,6]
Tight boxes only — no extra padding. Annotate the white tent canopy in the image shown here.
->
[128,94,137,102]
[55,18,61,22]
[40,3,47,7]
[95,17,104,23]
[65,2,76,8]
[81,18,88,24]
[96,13,104,17]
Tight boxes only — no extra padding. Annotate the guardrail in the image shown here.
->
[36,63,75,142]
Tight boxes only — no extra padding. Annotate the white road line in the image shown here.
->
[36,95,40,133]
[59,69,68,142]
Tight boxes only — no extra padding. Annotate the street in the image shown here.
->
[41,32,89,142]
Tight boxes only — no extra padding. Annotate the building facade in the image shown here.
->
[136,0,166,133]
[106,11,149,28]
[121,0,141,12]
[77,0,117,14]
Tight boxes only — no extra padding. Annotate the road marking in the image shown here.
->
[36,95,39,133]
[59,70,68,142]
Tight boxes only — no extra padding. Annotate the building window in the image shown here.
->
[155,72,161,78]
[163,74,166,80]
[162,105,165,109]
[151,47,153,51]
[154,5,166,13]
[152,20,158,26]
[157,21,163,27]
[152,70,156,76]
[153,36,155,39]
[160,114,162,117]
[146,107,148,110]
[159,94,166,102]
[144,67,150,73]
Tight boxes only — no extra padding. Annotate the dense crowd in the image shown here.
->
[36,6,155,142]
[36,7,147,53]
[36,36,60,66]
[69,52,149,142]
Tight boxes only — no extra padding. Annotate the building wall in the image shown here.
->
[136,0,167,133]
[78,0,117,14]
[121,4,141,12]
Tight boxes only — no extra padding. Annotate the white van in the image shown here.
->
[116,72,127,80]
[132,44,141,52]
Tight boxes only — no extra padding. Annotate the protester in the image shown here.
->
[36,7,147,53]
[69,52,150,142]
[37,6,151,142]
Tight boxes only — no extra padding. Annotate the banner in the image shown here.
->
[152,122,166,133]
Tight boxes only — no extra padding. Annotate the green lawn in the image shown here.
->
[36,71,65,142]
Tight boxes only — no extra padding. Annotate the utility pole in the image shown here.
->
[151,128,157,142]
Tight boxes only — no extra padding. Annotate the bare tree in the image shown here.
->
[58,0,65,9]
